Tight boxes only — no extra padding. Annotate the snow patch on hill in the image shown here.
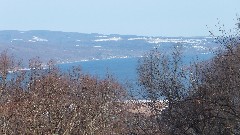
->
[93,46,102,48]
[147,38,203,44]
[11,39,23,42]
[94,37,122,42]
[28,36,48,42]
[128,37,148,41]
[128,37,206,45]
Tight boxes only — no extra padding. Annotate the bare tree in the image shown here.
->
[0,56,128,134]
[0,50,19,97]
[134,18,240,135]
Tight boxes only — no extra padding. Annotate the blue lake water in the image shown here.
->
[58,53,214,98]
[59,52,214,86]
[59,58,138,83]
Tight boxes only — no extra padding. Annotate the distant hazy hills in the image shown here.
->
[0,30,218,66]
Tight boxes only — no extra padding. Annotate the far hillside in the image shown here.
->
[0,30,217,66]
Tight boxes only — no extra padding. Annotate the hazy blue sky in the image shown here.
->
[0,0,239,36]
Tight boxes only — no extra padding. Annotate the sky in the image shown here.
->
[0,0,239,37]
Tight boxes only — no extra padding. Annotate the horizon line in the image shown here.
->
[0,29,210,38]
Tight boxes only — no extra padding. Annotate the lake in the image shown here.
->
[59,58,138,83]
[58,52,214,98]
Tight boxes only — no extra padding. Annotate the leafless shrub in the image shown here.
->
[0,55,128,134]
[134,19,240,135]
